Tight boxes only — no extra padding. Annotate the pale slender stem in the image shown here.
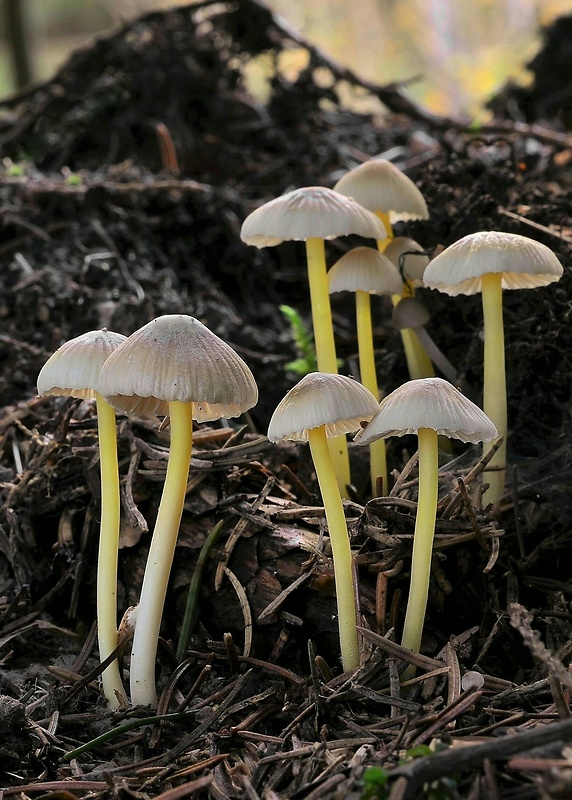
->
[308,426,359,671]
[481,272,506,506]
[305,237,351,497]
[130,401,194,708]
[401,428,439,661]
[355,290,386,495]
[95,393,128,708]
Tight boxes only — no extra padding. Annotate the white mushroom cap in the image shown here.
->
[268,372,380,443]
[240,186,387,247]
[354,377,498,445]
[334,159,429,223]
[328,246,403,296]
[98,314,258,420]
[384,236,430,285]
[37,329,127,399]
[423,231,564,296]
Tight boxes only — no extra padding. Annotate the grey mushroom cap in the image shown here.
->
[240,186,387,247]
[392,297,431,330]
[423,231,564,296]
[354,377,498,445]
[268,372,380,443]
[98,314,258,420]
[334,159,429,223]
[384,236,430,286]
[37,328,127,399]
[328,246,403,295]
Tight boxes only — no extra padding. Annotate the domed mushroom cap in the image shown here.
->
[328,246,402,295]
[384,236,430,285]
[354,377,497,445]
[268,372,380,443]
[98,314,258,420]
[334,159,429,223]
[392,297,431,330]
[37,329,127,399]
[240,186,387,247]
[423,231,564,296]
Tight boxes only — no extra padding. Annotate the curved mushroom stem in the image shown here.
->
[130,400,194,708]
[481,272,506,507]
[413,326,459,385]
[308,425,359,671]
[305,237,351,498]
[401,427,439,677]
[95,393,128,708]
[355,290,387,495]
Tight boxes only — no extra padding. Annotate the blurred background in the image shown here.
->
[2,0,572,118]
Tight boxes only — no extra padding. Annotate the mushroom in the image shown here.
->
[354,377,497,667]
[334,159,429,244]
[423,231,563,507]
[268,372,380,670]
[98,314,258,708]
[241,186,387,498]
[37,328,128,708]
[328,246,402,494]
[334,161,433,380]
[384,236,430,289]
[392,297,460,385]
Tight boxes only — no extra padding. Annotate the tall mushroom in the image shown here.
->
[355,377,497,668]
[37,328,128,708]
[241,185,387,497]
[98,314,258,708]
[423,231,563,507]
[268,372,380,670]
[334,161,433,380]
[328,246,402,495]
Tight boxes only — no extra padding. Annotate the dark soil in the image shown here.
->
[0,2,571,798]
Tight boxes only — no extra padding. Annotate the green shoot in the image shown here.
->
[280,304,318,375]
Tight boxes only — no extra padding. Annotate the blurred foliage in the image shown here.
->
[1,0,572,115]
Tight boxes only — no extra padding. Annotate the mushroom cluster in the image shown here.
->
[38,315,258,708]
[36,155,566,695]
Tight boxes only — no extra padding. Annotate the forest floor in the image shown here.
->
[0,2,571,798]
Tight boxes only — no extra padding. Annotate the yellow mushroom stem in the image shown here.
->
[375,211,393,249]
[400,427,439,674]
[355,289,387,495]
[130,400,194,708]
[374,215,434,381]
[307,424,359,671]
[305,237,351,498]
[95,393,128,708]
[481,271,507,506]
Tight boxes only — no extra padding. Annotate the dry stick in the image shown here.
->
[388,716,572,800]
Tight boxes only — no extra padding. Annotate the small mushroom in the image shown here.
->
[423,231,563,507]
[335,162,433,380]
[392,297,460,385]
[384,236,430,289]
[268,372,380,670]
[241,186,387,497]
[328,246,402,494]
[355,377,497,669]
[37,328,128,708]
[98,314,258,708]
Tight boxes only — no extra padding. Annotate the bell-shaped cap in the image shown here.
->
[240,186,387,247]
[268,372,380,443]
[384,236,430,285]
[37,329,127,400]
[334,159,429,223]
[423,231,564,296]
[98,314,258,420]
[328,246,402,296]
[392,297,431,330]
[354,377,497,445]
